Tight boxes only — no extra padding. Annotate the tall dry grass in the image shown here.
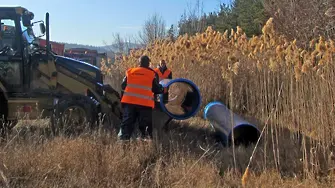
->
[103,18,335,136]
[0,16,334,187]
[0,119,334,187]
[100,17,335,185]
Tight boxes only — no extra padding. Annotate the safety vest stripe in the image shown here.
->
[126,83,152,91]
[123,92,154,100]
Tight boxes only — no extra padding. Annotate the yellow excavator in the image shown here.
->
[0,6,123,136]
[0,6,202,138]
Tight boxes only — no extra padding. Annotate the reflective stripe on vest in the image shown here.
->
[126,83,152,91]
[122,92,154,100]
[154,68,171,80]
[121,67,155,108]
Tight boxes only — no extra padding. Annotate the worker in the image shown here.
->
[118,55,166,141]
[154,60,172,81]
[154,60,172,103]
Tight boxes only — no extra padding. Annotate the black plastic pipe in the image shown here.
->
[204,101,260,147]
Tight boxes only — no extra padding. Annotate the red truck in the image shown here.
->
[38,40,106,67]
[38,39,65,56]
[64,48,107,67]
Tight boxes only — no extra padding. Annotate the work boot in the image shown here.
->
[117,129,131,141]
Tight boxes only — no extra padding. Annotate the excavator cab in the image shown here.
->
[0,7,35,93]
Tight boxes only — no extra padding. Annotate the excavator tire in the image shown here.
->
[50,94,99,137]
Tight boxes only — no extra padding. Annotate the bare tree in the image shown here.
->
[138,13,167,45]
[167,24,178,42]
[178,0,206,36]
[187,0,205,33]
[123,34,141,54]
[112,33,125,53]
[109,33,140,55]
[263,0,335,47]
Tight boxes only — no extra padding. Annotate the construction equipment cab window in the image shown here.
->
[0,19,18,54]
[0,18,22,92]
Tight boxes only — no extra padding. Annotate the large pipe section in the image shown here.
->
[204,101,260,147]
[157,78,201,120]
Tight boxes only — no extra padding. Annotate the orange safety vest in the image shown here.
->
[154,68,171,81]
[121,67,155,108]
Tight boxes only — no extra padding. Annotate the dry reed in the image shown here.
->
[0,16,334,187]
[99,16,335,186]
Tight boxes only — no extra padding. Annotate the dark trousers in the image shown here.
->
[163,91,169,103]
[118,103,153,140]
[154,92,169,104]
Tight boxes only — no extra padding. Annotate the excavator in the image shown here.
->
[0,6,202,138]
[0,6,124,136]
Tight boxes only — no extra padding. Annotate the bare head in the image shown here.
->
[160,60,166,68]
[139,55,151,68]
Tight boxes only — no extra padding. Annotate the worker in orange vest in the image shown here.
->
[154,60,172,81]
[154,60,172,103]
[118,55,166,141]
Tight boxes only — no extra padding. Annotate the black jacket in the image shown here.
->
[121,66,165,97]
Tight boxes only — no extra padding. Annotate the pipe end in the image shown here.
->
[203,101,224,120]
[159,78,201,120]
[228,124,261,147]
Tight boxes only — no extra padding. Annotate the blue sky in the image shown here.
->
[5,0,229,46]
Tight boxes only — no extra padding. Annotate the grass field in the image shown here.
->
[1,117,333,187]
[1,17,335,187]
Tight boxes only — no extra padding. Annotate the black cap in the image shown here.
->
[139,55,150,67]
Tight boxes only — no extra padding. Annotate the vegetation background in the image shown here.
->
[1,0,335,187]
